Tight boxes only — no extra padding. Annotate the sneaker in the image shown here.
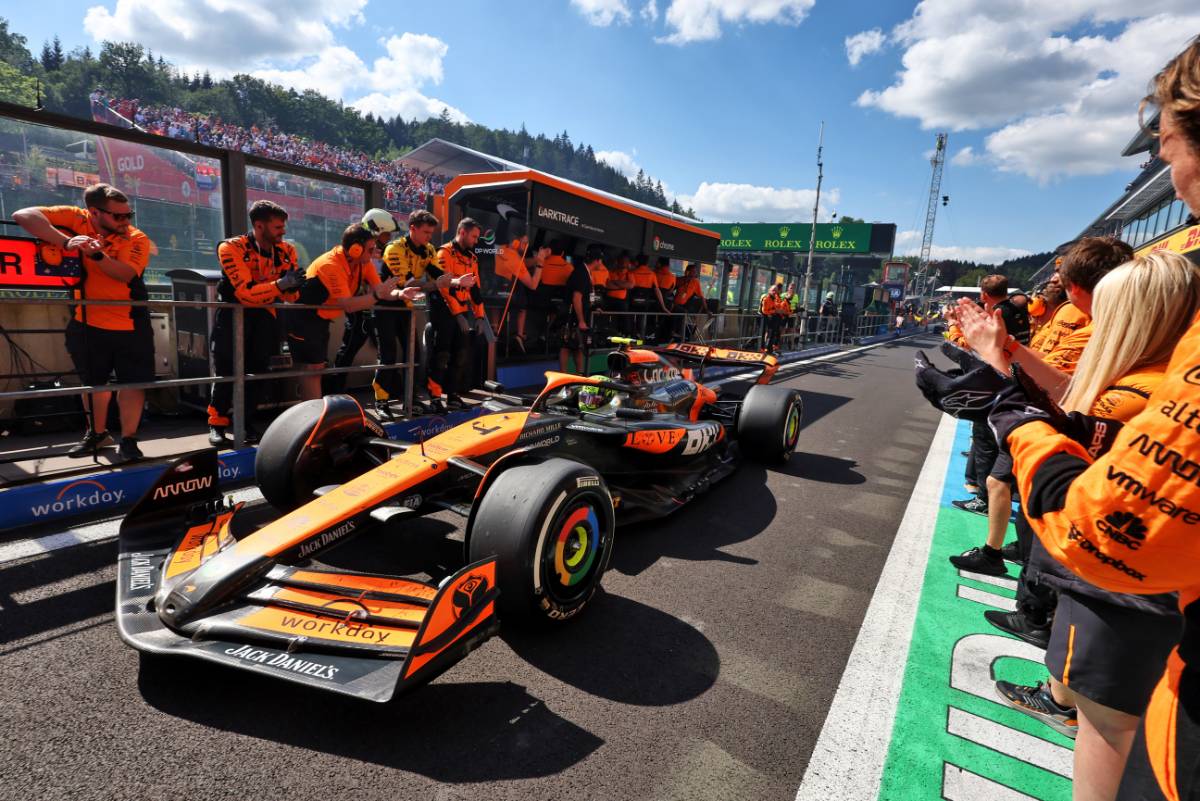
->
[118,435,144,463]
[446,394,466,410]
[952,497,989,516]
[949,546,1008,576]
[995,680,1078,739]
[374,399,396,420]
[67,430,113,458]
[985,610,1051,649]
[207,426,228,448]
[1001,541,1022,563]
[243,426,261,445]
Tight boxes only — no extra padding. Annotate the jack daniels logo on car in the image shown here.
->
[223,644,340,681]
[297,520,357,558]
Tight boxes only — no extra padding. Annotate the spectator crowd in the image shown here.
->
[90,90,447,212]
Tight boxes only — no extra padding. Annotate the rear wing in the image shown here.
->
[652,343,778,384]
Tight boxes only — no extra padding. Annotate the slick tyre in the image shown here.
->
[737,385,803,463]
[256,395,382,511]
[469,459,615,626]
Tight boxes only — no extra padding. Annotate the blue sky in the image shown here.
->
[10,0,1200,262]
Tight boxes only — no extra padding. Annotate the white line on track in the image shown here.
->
[0,333,931,568]
[794,412,957,801]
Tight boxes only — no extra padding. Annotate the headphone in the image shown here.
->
[346,222,371,260]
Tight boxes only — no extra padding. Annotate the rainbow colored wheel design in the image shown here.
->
[542,500,605,605]
[783,402,801,450]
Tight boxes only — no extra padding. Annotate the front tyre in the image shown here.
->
[468,459,615,626]
[737,385,803,463]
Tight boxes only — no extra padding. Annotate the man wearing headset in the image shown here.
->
[288,223,412,400]
[426,218,483,407]
[207,200,302,446]
[325,208,398,394]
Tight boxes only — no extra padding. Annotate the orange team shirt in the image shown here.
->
[540,254,572,287]
[630,265,657,289]
[40,205,154,331]
[1008,319,1200,799]
[1087,363,1167,422]
[655,267,676,291]
[493,242,529,284]
[216,234,299,311]
[590,263,609,289]
[303,246,381,320]
[607,266,629,299]
[673,276,703,308]
[435,241,484,317]
[1030,301,1089,356]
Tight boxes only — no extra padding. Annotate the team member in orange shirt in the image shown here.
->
[759,283,789,354]
[13,183,155,461]
[207,200,302,446]
[493,222,546,354]
[669,262,706,341]
[603,251,634,333]
[288,224,403,400]
[628,253,668,336]
[427,218,483,406]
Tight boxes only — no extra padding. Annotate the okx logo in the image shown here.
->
[1097,510,1148,549]
[32,478,126,518]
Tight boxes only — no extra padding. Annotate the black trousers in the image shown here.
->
[324,310,377,395]
[762,316,783,351]
[1015,513,1058,628]
[970,419,999,501]
[209,306,280,425]
[427,309,470,397]
[372,303,411,402]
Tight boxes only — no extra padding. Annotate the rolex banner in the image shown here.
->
[702,222,872,254]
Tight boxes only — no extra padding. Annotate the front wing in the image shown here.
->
[116,449,499,702]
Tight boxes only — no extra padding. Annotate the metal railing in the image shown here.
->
[0,296,417,451]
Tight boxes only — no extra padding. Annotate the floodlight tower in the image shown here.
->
[916,132,948,308]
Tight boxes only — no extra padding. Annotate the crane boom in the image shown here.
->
[915,132,948,306]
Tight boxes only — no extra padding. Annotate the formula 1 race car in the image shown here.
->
[117,340,802,701]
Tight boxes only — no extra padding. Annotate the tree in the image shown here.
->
[0,17,34,71]
[0,60,37,106]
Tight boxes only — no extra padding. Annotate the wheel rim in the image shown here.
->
[783,401,801,450]
[541,496,606,606]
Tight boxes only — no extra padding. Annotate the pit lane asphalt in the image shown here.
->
[0,335,944,801]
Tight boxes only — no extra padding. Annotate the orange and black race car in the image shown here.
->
[117,339,801,701]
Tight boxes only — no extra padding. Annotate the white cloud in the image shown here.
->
[83,1,463,123]
[641,0,659,22]
[950,146,982,167]
[84,0,365,69]
[845,28,885,67]
[896,229,1031,265]
[856,2,1200,179]
[677,182,840,222]
[596,149,642,178]
[352,92,469,124]
[571,0,633,26]
[656,0,815,45]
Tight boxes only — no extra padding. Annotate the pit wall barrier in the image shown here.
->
[0,408,483,532]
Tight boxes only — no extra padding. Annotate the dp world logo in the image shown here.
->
[480,229,496,246]
[779,226,790,237]
[832,226,843,239]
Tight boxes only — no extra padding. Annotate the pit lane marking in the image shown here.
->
[794,412,956,800]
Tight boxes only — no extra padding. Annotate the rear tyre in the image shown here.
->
[468,459,615,626]
[255,395,379,511]
[737,385,803,463]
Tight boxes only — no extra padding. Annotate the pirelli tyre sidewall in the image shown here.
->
[469,459,615,626]
[737,385,803,463]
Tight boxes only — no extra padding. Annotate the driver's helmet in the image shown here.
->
[578,376,617,413]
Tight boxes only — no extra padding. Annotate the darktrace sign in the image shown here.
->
[702,222,871,254]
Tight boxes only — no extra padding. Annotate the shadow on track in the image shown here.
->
[783,452,867,485]
[503,590,719,706]
[138,661,603,782]
[0,540,116,646]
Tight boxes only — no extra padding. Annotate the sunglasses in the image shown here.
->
[99,208,135,221]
